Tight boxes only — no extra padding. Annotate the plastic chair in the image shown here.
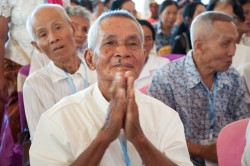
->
[161,54,185,62]
[217,118,250,166]
[47,0,63,6]
[17,64,30,132]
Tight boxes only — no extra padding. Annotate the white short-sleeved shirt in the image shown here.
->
[23,60,97,138]
[30,83,193,166]
[0,0,70,65]
[232,44,250,70]
[134,51,169,90]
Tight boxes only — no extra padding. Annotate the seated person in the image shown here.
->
[29,5,91,73]
[110,0,137,18]
[23,4,96,139]
[134,19,169,91]
[171,2,205,54]
[207,0,250,69]
[238,62,250,111]
[29,8,193,166]
[242,119,250,166]
[149,11,249,166]
[153,0,178,56]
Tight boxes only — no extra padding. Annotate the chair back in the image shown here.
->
[162,54,185,62]
[217,118,250,166]
[17,64,30,132]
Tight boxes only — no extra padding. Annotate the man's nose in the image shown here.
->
[49,32,60,44]
[114,44,130,58]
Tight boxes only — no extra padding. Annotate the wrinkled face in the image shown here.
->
[243,2,250,30]
[193,4,205,19]
[200,21,238,72]
[92,16,145,82]
[121,1,137,18]
[142,25,154,60]
[32,8,76,64]
[160,4,178,28]
[70,15,89,49]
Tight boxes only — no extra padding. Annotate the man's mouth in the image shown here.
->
[53,45,64,51]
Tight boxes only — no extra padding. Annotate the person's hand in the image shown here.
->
[99,73,127,143]
[123,71,143,142]
[186,140,218,163]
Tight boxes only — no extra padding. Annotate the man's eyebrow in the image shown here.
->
[102,34,116,40]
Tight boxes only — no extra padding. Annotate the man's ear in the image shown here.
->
[31,41,43,53]
[84,49,96,71]
[194,39,203,55]
[70,21,76,37]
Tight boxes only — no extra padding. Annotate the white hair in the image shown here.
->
[87,10,144,52]
[65,5,91,22]
[26,4,70,41]
[190,11,234,48]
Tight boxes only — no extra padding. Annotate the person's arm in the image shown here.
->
[187,141,217,163]
[124,72,177,166]
[23,79,48,139]
[0,16,10,126]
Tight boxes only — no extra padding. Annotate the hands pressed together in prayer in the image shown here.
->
[101,71,143,144]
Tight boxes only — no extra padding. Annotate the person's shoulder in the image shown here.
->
[135,90,178,116]
[25,64,51,84]
[43,85,95,118]
[226,66,241,77]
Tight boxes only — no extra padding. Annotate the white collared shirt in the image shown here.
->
[30,83,193,166]
[134,51,169,90]
[23,61,97,139]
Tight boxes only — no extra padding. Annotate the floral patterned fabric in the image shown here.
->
[149,51,249,165]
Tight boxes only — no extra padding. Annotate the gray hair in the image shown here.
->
[190,11,234,48]
[65,5,91,22]
[87,10,144,52]
[26,4,70,41]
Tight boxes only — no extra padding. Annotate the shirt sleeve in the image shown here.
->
[30,114,75,166]
[23,79,47,139]
[0,0,11,18]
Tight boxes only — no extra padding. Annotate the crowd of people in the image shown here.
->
[0,0,250,166]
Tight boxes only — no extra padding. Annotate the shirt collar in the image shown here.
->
[184,51,231,90]
[93,83,109,115]
[184,51,201,89]
[49,60,86,83]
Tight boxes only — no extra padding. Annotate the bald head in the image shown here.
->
[26,4,70,41]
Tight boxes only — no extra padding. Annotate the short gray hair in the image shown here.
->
[65,5,91,22]
[190,11,234,48]
[87,10,144,52]
[26,4,70,41]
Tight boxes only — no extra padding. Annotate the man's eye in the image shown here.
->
[128,42,138,46]
[39,33,47,38]
[105,41,114,45]
[55,26,61,30]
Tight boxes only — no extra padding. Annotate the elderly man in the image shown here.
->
[29,7,193,166]
[29,5,92,73]
[23,4,96,139]
[149,11,249,166]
